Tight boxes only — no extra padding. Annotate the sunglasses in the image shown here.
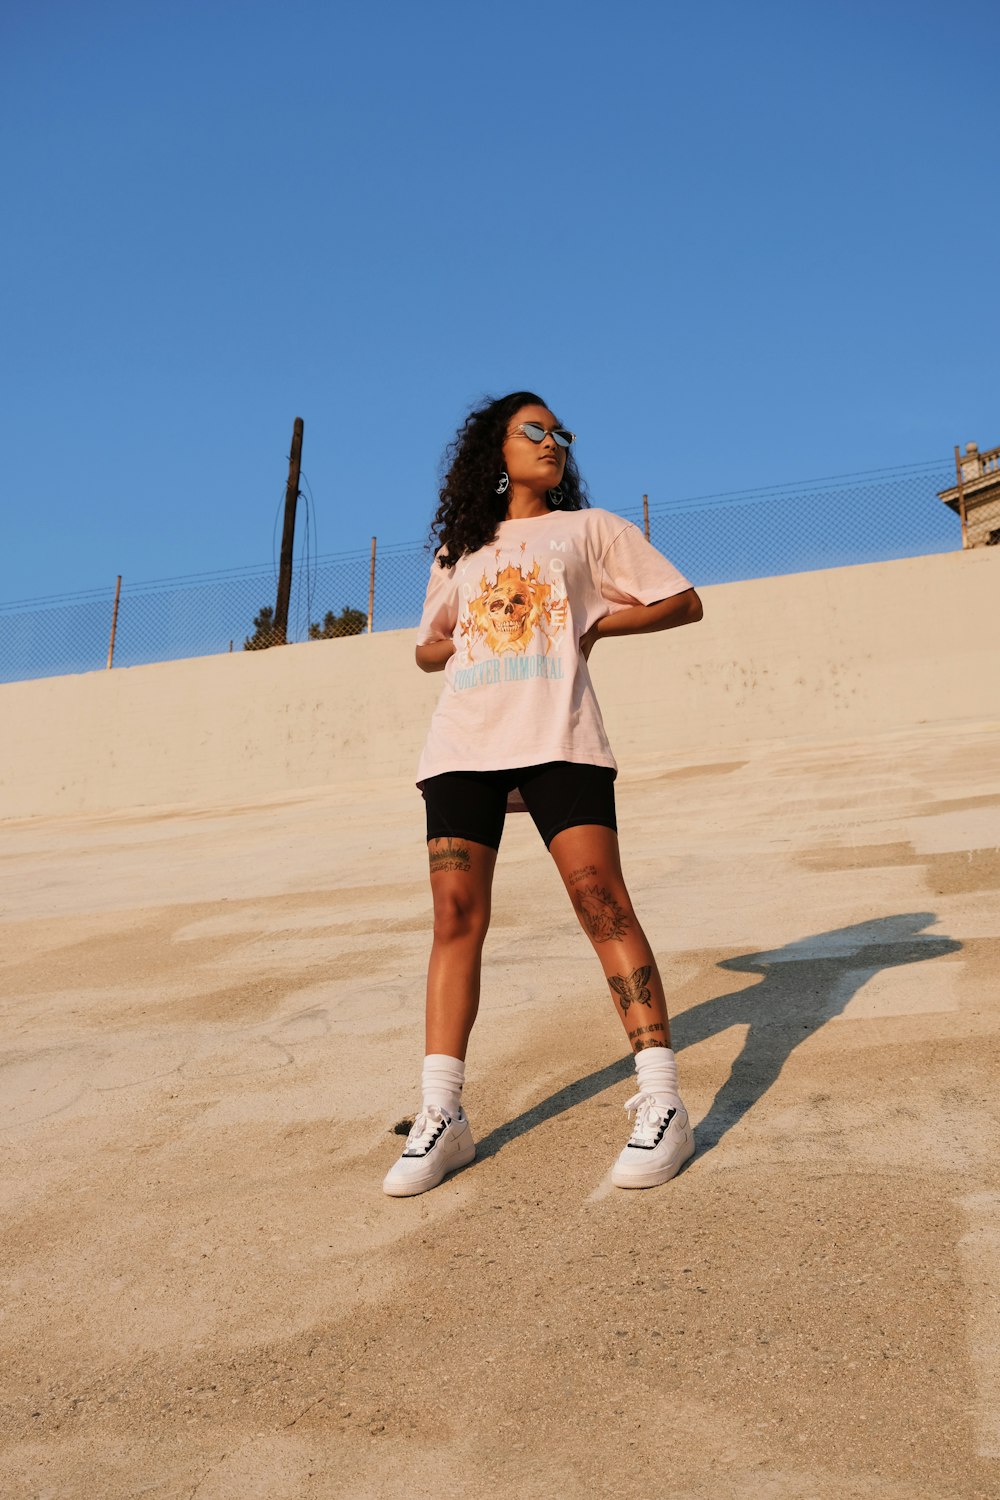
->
[509,422,576,448]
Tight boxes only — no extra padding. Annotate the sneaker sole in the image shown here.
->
[611,1130,695,1190]
[382,1140,476,1198]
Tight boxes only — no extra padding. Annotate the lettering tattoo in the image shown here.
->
[566,864,598,885]
[609,964,653,1014]
[428,838,471,875]
[574,884,630,942]
[628,1021,667,1053]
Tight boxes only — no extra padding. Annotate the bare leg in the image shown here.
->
[548,825,671,1052]
[425,836,497,1060]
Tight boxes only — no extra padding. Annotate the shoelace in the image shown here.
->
[623,1090,673,1147]
[405,1105,451,1150]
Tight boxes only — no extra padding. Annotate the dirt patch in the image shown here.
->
[644,760,748,782]
[798,842,1000,896]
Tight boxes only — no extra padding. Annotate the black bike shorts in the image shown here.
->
[422,761,617,852]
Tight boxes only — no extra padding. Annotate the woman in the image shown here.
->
[383,392,704,1197]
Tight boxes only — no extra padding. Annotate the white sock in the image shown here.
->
[421,1054,465,1116]
[634,1046,681,1109]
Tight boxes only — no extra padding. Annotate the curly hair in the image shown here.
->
[428,391,588,566]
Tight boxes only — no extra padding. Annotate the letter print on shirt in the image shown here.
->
[461,544,568,659]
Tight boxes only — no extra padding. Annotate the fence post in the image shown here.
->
[106,575,122,669]
[953,445,968,549]
[642,494,650,541]
[368,536,377,632]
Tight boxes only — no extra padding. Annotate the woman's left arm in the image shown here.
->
[581,588,703,659]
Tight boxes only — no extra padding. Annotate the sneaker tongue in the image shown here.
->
[628,1094,667,1144]
[408,1106,446,1146]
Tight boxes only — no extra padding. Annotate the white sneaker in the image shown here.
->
[382,1106,476,1197]
[611,1092,695,1190]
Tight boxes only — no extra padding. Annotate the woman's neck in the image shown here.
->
[504,484,551,520]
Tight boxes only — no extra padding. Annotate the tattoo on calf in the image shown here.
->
[428,837,472,874]
[575,884,630,942]
[566,864,598,885]
[628,1021,667,1053]
[609,964,653,1014]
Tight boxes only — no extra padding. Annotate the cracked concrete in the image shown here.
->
[1,719,998,1498]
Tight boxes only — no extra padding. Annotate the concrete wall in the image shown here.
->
[3,547,998,821]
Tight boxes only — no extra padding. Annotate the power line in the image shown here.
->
[643,462,951,512]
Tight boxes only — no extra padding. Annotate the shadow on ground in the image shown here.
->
[475,911,960,1162]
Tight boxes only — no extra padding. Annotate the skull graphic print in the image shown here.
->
[463,554,567,657]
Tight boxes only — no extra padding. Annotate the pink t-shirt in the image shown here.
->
[415,508,692,790]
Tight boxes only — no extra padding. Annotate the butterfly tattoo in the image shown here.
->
[608,965,653,1014]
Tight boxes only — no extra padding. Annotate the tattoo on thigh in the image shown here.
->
[566,864,598,885]
[575,884,630,942]
[609,964,653,1014]
[628,1021,667,1052]
[428,838,471,874]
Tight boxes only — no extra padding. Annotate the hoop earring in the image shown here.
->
[547,486,565,507]
[495,470,510,496]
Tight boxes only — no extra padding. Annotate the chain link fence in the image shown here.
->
[0,462,962,684]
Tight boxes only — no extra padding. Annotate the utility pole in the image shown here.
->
[274,417,304,644]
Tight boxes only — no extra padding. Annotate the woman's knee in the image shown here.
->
[431,885,491,944]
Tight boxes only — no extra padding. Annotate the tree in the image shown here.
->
[308,605,366,640]
[244,604,280,651]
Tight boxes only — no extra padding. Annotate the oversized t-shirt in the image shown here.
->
[415,507,692,791]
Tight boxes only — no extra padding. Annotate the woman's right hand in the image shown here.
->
[415,639,457,672]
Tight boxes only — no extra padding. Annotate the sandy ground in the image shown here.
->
[1,719,999,1500]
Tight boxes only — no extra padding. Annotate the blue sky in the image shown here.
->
[2,0,997,608]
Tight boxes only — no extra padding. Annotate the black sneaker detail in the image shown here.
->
[626,1107,677,1151]
[402,1120,447,1158]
